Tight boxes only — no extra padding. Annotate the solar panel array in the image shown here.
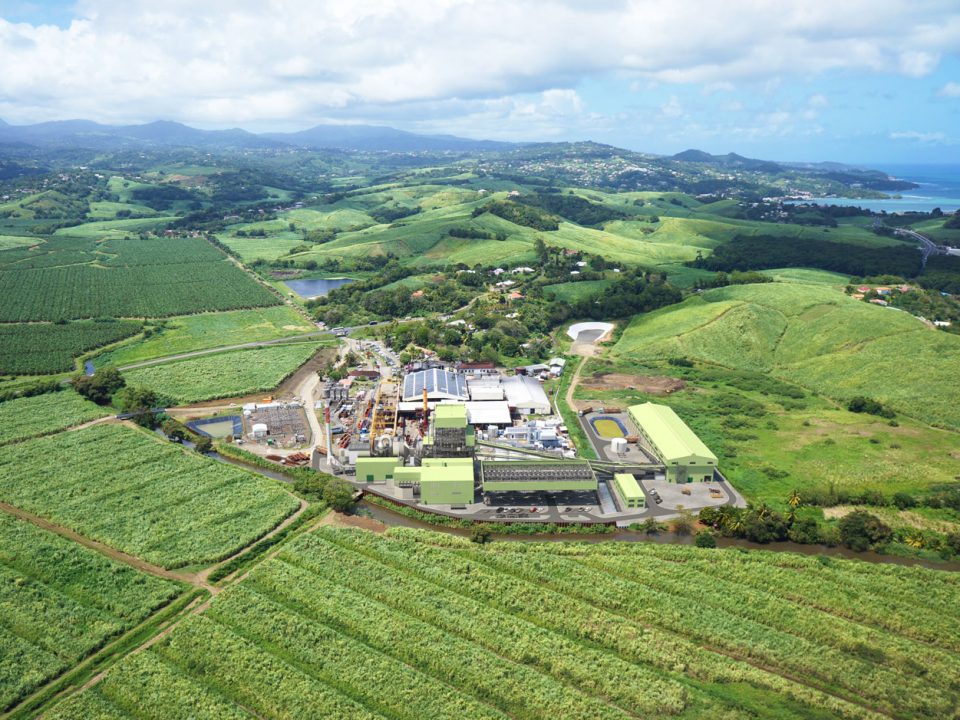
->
[402,369,468,401]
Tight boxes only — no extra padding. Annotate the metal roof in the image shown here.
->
[627,403,717,463]
[402,368,468,401]
[613,473,644,500]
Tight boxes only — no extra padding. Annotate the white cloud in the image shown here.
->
[939,81,960,98]
[0,0,958,128]
[661,96,683,118]
[889,130,948,143]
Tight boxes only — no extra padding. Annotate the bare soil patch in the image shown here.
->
[580,372,686,395]
[318,511,387,533]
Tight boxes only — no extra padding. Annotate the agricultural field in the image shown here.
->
[0,423,300,568]
[47,527,960,720]
[0,390,110,446]
[0,235,278,323]
[612,280,960,430]
[93,306,315,367]
[0,235,37,250]
[0,320,143,374]
[122,341,327,403]
[0,512,181,711]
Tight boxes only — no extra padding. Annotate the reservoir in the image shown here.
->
[285,277,354,298]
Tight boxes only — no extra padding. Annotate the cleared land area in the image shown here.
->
[47,526,960,720]
[0,235,278,322]
[0,513,181,711]
[0,391,110,446]
[613,281,960,430]
[0,424,299,568]
[122,341,325,403]
[93,306,314,367]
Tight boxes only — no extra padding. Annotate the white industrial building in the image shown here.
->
[502,375,551,415]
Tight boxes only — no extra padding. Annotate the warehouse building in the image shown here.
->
[502,375,551,415]
[611,473,645,510]
[627,402,717,482]
[356,457,476,506]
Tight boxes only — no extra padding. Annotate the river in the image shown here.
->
[357,498,960,572]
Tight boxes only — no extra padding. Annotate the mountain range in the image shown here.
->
[0,119,514,153]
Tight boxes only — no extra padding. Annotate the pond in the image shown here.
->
[284,277,354,299]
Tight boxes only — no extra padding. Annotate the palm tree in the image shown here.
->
[787,490,802,509]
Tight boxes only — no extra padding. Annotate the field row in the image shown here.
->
[48,526,960,720]
[0,512,180,711]
[0,423,300,568]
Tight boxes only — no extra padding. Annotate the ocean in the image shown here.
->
[791,164,960,213]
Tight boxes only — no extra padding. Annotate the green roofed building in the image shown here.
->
[628,403,717,482]
[612,473,645,509]
[434,403,467,429]
[420,457,475,505]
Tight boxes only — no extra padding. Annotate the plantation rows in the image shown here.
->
[0,513,180,710]
[123,342,323,403]
[0,391,110,446]
[49,527,960,720]
[0,424,300,568]
[0,262,279,322]
[0,320,142,374]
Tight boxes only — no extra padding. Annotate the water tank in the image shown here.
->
[610,437,628,455]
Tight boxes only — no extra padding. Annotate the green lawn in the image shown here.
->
[122,342,325,403]
[94,307,316,367]
[543,279,614,302]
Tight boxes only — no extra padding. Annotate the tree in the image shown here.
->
[672,507,694,536]
[114,387,161,428]
[640,517,666,535]
[470,525,493,544]
[322,478,356,512]
[194,437,213,454]
[892,492,917,510]
[838,510,892,552]
[694,530,717,548]
[73,367,125,405]
[534,237,549,265]
[161,419,187,442]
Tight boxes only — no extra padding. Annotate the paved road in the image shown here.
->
[895,227,943,269]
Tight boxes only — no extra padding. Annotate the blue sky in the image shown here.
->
[1,0,959,164]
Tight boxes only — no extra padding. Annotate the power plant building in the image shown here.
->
[627,402,717,482]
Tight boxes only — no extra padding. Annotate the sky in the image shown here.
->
[1,0,959,164]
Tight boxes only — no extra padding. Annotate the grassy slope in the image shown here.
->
[613,281,960,430]
[94,307,315,367]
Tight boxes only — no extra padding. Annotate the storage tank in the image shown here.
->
[251,423,268,439]
[610,437,628,455]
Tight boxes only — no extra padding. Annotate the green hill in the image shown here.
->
[613,281,960,430]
